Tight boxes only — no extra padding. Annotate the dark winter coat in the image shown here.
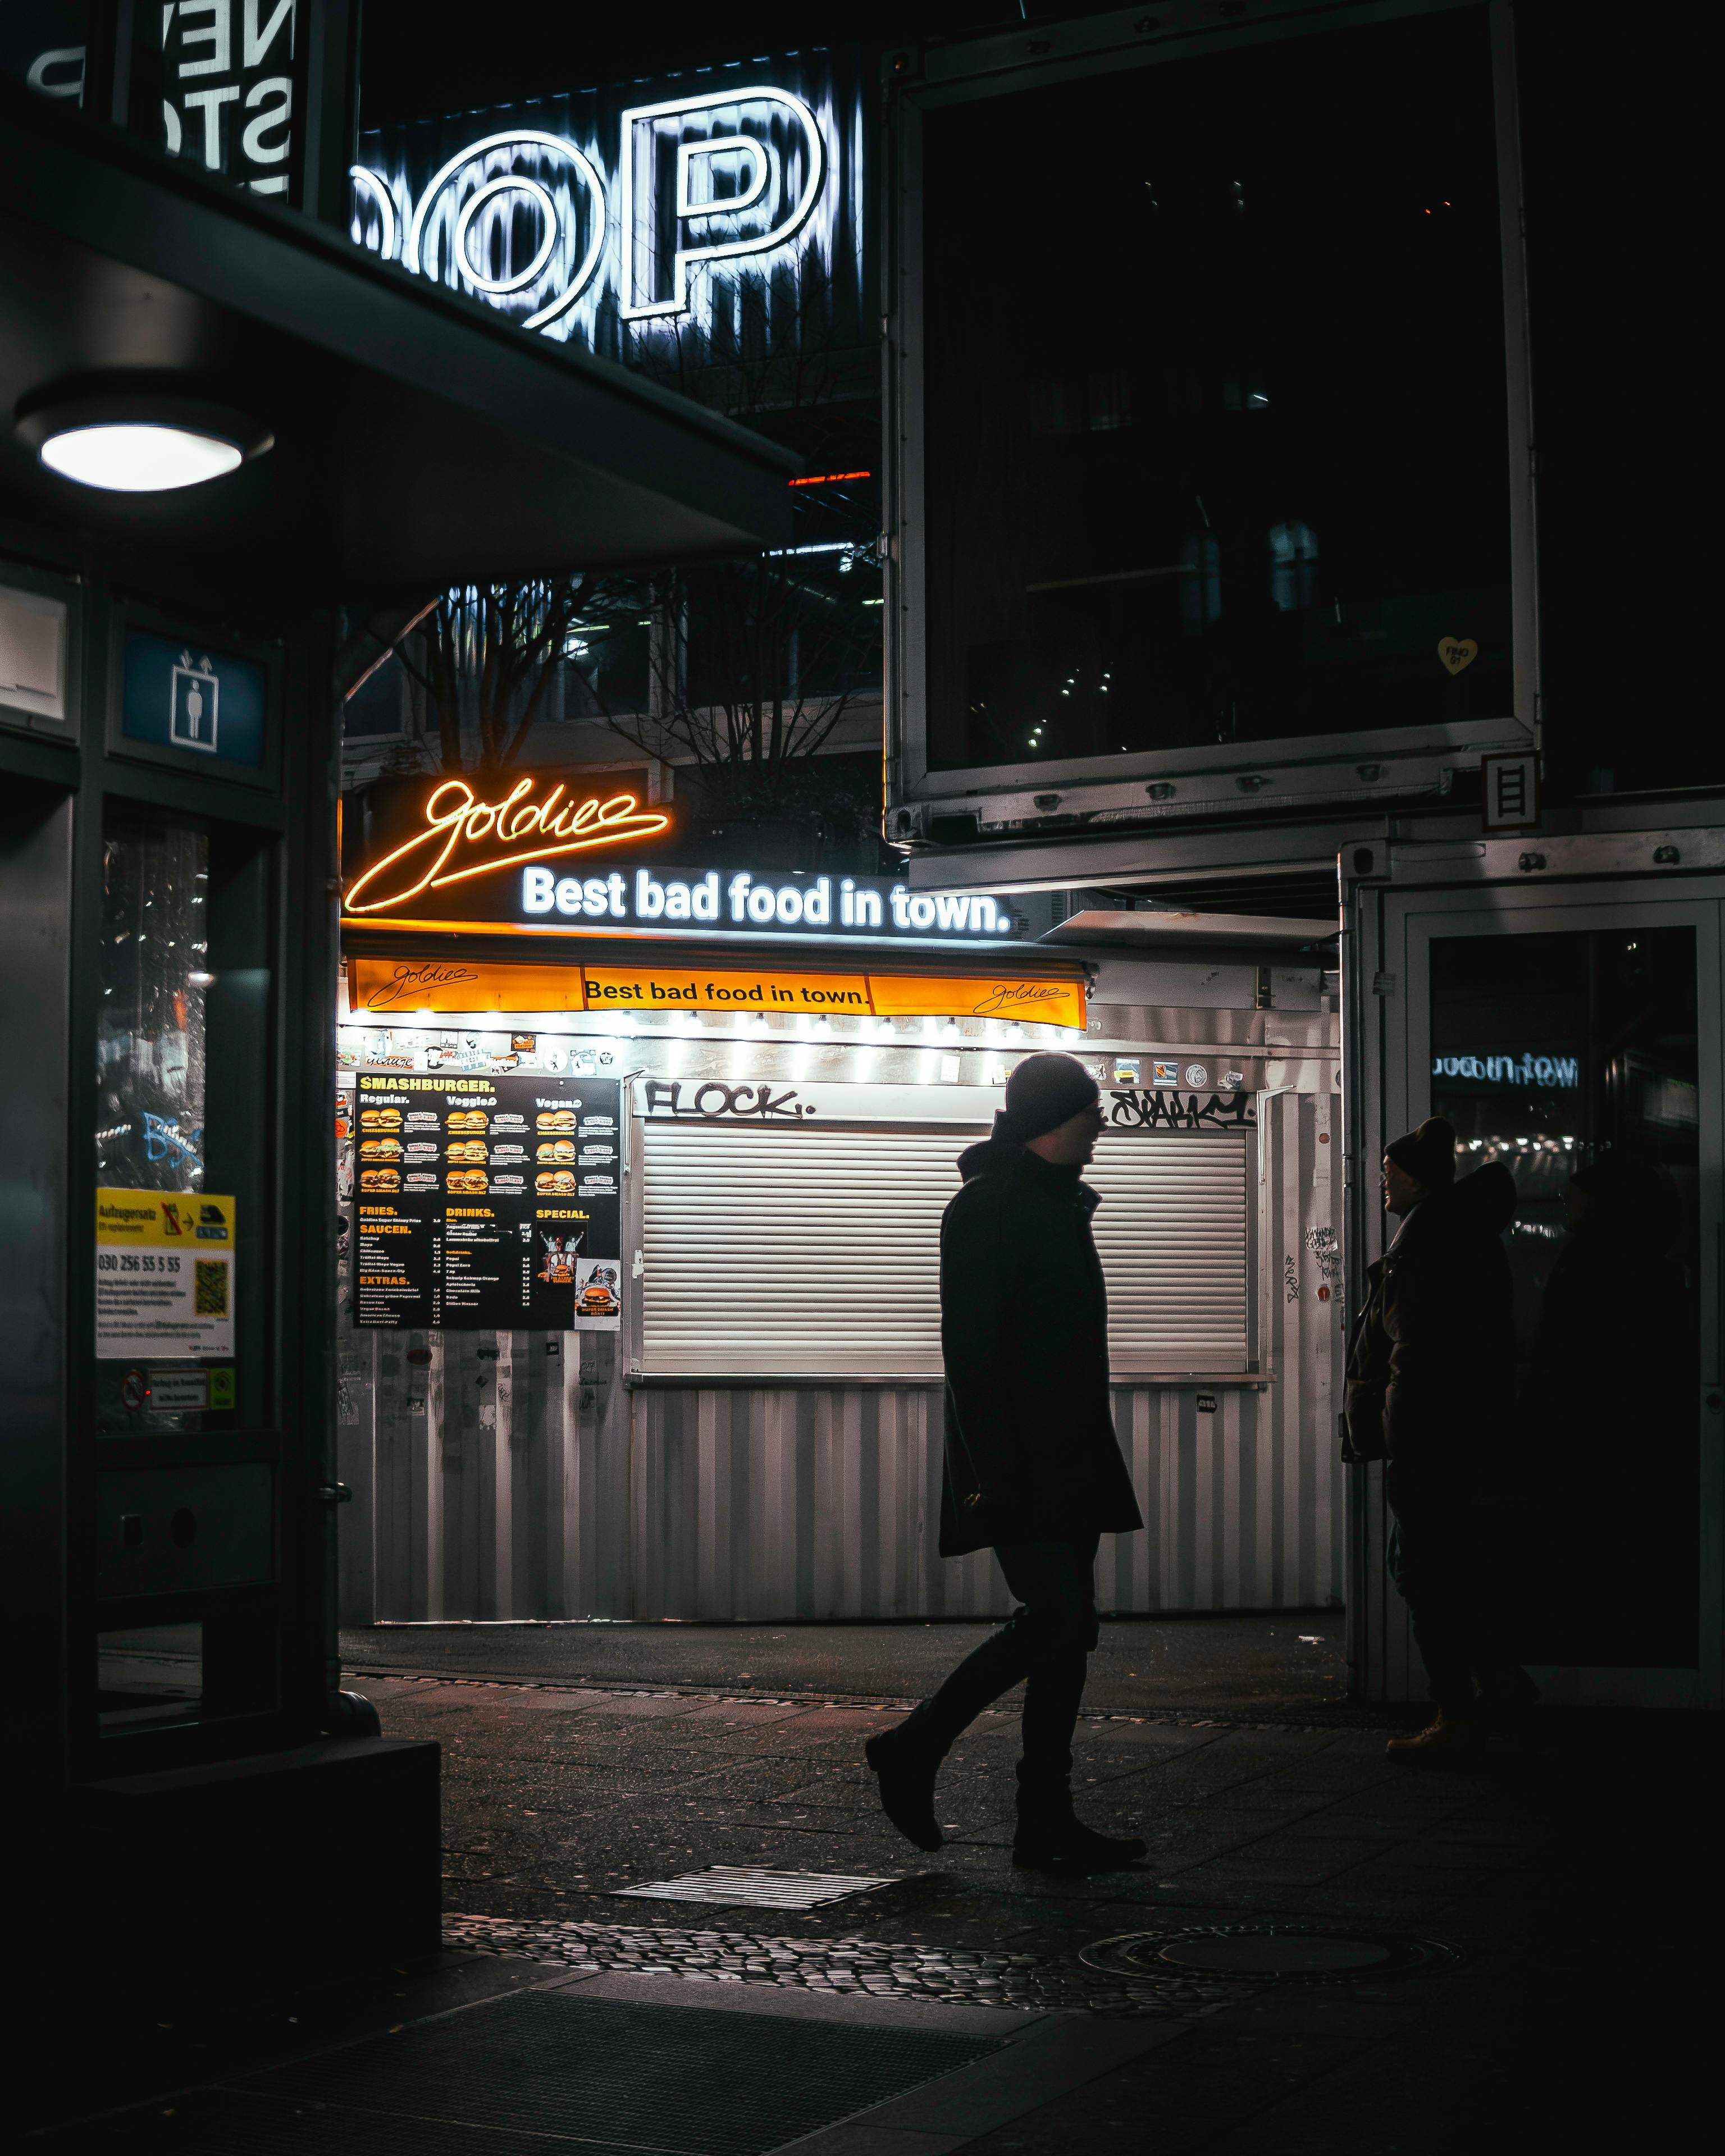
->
[938,1138,1144,1557]
[1344,1162,1517,1465]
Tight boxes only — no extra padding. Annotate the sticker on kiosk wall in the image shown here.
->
[95,1190,236,1358]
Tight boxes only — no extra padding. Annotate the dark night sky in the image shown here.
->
[350,2,1713,792]
[355,3,1045,126]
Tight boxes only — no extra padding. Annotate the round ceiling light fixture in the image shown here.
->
[15,391,273,494]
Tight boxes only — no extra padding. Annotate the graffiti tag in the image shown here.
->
[643,1080,815,1121]
[1306,1223,1343,1305]
[143,1113,204,1172]
[1107,1088,1256,1132]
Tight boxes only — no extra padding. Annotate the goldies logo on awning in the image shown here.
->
[344,778,670,915]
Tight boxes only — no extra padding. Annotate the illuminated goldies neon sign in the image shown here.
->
[344,779,669,914]
[343,778,1019,945]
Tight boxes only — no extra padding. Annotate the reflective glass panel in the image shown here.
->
[920,10,1510,773]
[97,817,209,1190]
[1429,928,1699,1668]
[96,1623,202,1730]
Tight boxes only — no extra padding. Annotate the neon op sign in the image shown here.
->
[349,52,861,353]
[618,89,826,322]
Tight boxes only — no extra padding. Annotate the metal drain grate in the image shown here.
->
[1081,1924,1462,1985]
[616,1865,897,1910]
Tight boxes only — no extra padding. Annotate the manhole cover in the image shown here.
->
[615,1866,897,1910]
[1080,1925,1458,1985]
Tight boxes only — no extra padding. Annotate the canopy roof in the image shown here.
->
[1042,909,1338,953]
[0,88,796,614]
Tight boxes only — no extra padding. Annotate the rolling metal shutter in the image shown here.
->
[637,1120,1252,1380]
[1087,1133,1251,1373]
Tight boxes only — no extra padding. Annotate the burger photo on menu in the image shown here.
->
[446,1168,490,1194]
[447,1108,490,1134]
[536,1169,578,1195]
[536,1138,576,1163]
[536,1108,577,1131]
[359,1137,403,1161]
[446,1139,489,1163]
[360,1107,402,1131]
[360,1168,401,1192]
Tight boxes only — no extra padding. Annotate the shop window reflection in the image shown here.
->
[920,8,1513,771]
[1429,929,1699,1669]
[97,1623,202,1730]
[1026,371,1134,438]
[1180,530,1222,636]
[1270,522,1320,614]
[97,817,209,1192]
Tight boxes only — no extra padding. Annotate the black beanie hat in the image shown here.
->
[1385,1116,1457,1188]
[993,1052,1101,1145]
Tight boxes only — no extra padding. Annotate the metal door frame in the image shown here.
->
[1348,869,1724,1709]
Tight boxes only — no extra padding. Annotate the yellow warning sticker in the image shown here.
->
[96,1189,236,1357]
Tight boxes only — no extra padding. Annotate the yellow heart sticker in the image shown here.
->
[1437,637,1478,677]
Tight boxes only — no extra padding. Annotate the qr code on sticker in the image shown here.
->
[194,1260,229,1316]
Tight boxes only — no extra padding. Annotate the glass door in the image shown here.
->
[91,803,280,1739]
[1382,887,1722,1707]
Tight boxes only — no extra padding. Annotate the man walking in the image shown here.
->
[1345,1115,1534,1757]
[865,1053,1147,1873]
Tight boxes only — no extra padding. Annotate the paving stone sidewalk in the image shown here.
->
[441,1913,1247,2017]
[340,1611,1351,1719]
[24,1627,1715,2152]
[348,1664,1535,1935]
[331,1638,1714,2150]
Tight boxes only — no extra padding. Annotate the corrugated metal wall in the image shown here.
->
[337,1090,1344,1622]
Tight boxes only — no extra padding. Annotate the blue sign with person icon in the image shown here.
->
[122,631,266,769]
[170,655,218,750]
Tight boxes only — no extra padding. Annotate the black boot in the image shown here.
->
[1011,1770,1147,1875]
[1475,1664,1541,1731]
[865,1723,943,1852]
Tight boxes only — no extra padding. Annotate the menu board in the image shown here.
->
[348,1071,621,1331]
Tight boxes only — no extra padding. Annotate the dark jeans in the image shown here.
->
[1385,1461,1530,1715]
[896,1538,1101,1802]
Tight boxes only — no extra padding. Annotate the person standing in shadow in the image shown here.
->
[1345,1115,1536,1757]
[865,1053,1148,1874]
